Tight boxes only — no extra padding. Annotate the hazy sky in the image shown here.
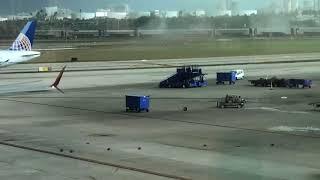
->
[0,0,279,15]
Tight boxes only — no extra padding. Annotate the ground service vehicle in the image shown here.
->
[233,69,245,80]
[159,65,207,88]
[217,95,246,108]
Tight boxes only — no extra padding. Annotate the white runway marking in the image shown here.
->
[269,126,320,132]
[247,107,309,114]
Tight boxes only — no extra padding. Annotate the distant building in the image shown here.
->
[80,12,95,20]
[95,9,110,18]
[152,10,161,17]
[303,0,314,11]
[0,17,8,21]
[291,0,300,11]
[7,13,32,20]
[193,10,206,17]
[164,11,179,18]
[215,10,232,16]
[110,4,129,13]
[231,1,239,15]
[97,4,129,19]
[238,10,258,16]
[107,12,128,19]
[282,0,299,13]
[217,0,233,11]
[226,0,233,10]
[217,0,227,11]
[95,8,128,19]
[258,1,283,14]
[128,11,151,18]
[283,0,292,13]
[137,11,151,17]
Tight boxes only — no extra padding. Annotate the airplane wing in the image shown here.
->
[0,66,66,95]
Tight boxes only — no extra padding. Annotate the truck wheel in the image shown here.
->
[146,109,149,112]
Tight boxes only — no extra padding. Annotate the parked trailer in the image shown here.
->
[216,72,237,85]
[126,95,150,113]
[217,95,246,108]
[288,79,312,88]
[249,77,287,87]
[159,65,208,88]
[249,77,312,88]
[249,77,282,87]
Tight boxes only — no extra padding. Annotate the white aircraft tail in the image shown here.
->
[9,21,36,51]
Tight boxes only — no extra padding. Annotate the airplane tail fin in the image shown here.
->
[9,21,37,51]
[50,66,67,94]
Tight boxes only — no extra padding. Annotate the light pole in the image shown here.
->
[117,19,120,31]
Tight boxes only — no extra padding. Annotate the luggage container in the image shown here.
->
[126,95,150,113]
[216,72,237,85]
[288,79,312,88]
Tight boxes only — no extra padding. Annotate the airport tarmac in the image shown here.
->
[3,52,320,73]
[0,54,320,180]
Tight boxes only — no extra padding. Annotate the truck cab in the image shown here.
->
[233,69,245,80]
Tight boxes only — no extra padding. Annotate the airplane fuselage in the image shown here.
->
[0,50,41,67]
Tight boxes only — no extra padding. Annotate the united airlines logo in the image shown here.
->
[10,33,32,51]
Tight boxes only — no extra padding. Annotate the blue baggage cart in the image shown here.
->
[216,72,237,85]
[126,95,150,112]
